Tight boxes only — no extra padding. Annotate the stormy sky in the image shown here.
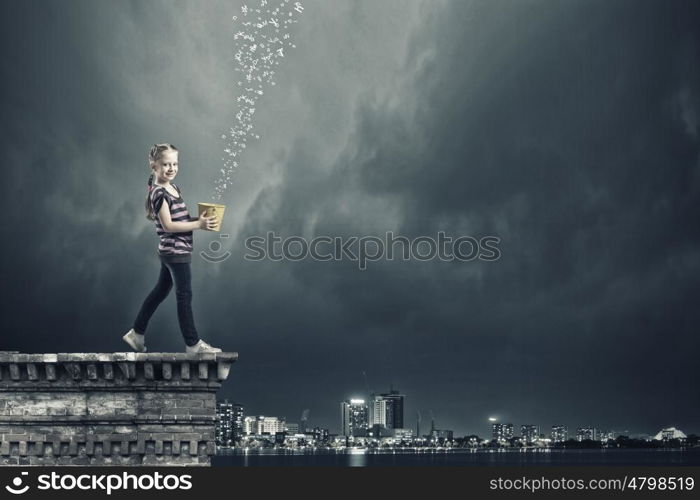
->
[1,0,699,438]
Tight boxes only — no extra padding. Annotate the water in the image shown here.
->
[213,447,700,467]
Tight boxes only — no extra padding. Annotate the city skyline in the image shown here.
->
[216,387,699,439]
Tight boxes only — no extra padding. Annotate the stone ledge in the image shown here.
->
[0,415,218,424]
[0,351,238,390]
[0,352,237,363]
[0,435,216,458]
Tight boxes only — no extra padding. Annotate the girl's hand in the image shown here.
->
[199,212,218,230]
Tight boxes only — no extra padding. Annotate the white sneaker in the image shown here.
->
[186,339,222,353]
[122,328,147,353]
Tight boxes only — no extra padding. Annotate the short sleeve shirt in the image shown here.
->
[150,183,194,263]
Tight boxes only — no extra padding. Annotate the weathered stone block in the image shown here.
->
[0,351,236,466]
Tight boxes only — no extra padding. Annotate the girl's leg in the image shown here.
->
[164,261,201,347]
[133,262,173,335]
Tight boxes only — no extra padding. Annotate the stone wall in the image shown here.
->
[0,351,237,466]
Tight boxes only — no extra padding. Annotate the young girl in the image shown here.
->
[122,143,222,353]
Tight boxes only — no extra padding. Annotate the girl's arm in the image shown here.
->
[158,201,215,232]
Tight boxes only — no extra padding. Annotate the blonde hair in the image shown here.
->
[145,143,178,221]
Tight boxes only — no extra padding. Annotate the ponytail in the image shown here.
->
[145,172,156,220]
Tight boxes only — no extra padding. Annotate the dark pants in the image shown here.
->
[133,260,200,347]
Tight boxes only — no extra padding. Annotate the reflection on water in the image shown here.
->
[214,447,700,467]
[347,448,367,467]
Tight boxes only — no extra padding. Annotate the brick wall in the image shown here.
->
[0,352,237,466]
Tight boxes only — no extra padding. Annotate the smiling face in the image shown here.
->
[151,150,179,185]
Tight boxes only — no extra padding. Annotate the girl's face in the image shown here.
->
[152,150,178,184]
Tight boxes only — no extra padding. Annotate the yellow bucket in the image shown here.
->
[197,203,226,232]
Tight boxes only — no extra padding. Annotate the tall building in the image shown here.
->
[383,388,405,429]
[215,400,244,446]
[232,404,244,441]
[576,427,597,441]
[300,409,310,434]
[492,423,504,443]
[492,423,514,443]
[504,424,514,440]
[243,416,256,435]
[370,388,405,430]
[521,425,539,444]
[341,399,369,437]
[551,425,568,443]
[371,395,387,427]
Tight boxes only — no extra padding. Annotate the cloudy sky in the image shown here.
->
[1,0,699,438]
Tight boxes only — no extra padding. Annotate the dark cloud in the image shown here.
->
[1,0,698,438]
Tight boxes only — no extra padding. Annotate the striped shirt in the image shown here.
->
[150,183,194,263]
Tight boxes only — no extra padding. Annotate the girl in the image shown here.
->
[122,143,222,353]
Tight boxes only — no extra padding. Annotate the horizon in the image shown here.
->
[217,393,699,438]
